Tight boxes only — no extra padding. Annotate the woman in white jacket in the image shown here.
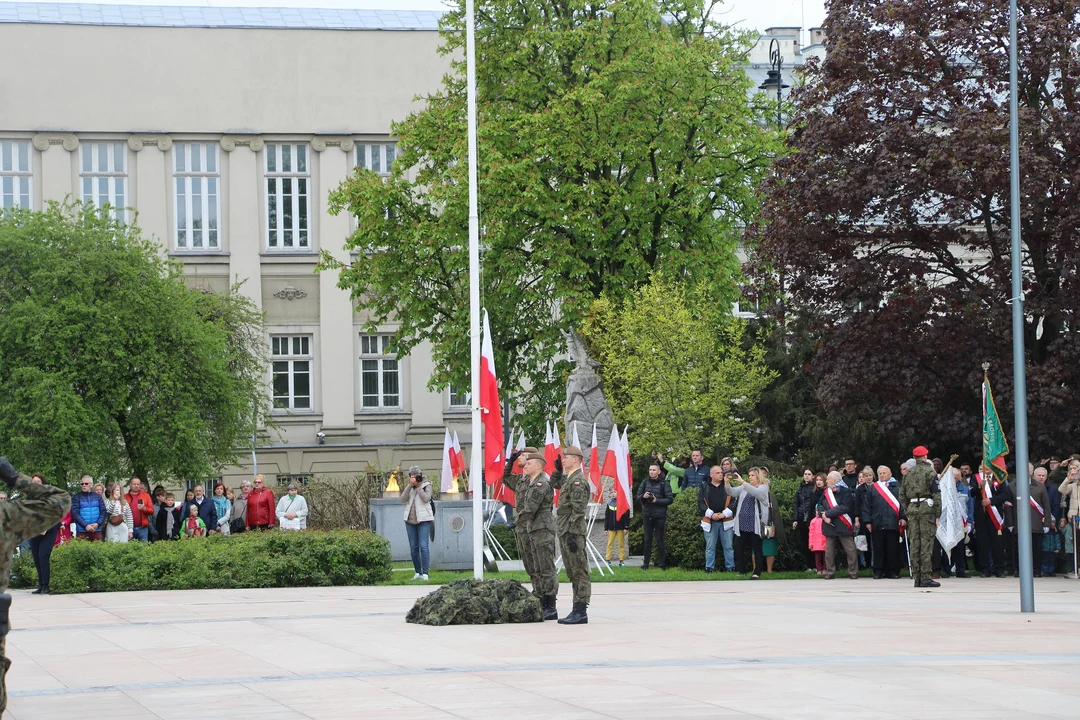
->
[400,465,434,580]
[275,482,309,530]
[727,468,772,578]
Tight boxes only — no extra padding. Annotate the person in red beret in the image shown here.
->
[900,446,942,588]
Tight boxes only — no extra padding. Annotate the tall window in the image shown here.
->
[356,143,396,176]
[359,334,400,409]
[0,140,31,211]
[448,384,469,408]
[174,142,220,250]
[271,335,312,411]
[81,142,127,222]
[265,143,309,250]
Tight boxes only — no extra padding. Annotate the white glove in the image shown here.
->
[705,509,714,519]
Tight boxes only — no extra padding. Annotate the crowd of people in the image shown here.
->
[25,472,310,594]
[613,451,1080,584]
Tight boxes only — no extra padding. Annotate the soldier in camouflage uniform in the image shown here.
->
[0,457,70,714]
[514,452,559,620]
[899,446,941,588]
[550,446,591,625]
[503,447,539,584]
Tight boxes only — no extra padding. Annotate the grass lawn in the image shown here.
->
[383,562,878,586]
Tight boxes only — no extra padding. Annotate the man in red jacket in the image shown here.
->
[125,477,155,542]
[245,474,277,530]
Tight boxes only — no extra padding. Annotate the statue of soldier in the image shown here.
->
[515,452,559,620]
[503,447,539,589]
[550,446,591,624]
[0,457,71,713]
[899,446,941,588]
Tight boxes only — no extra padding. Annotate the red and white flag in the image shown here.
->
[588,422,602,501]
[451,431,465,479]
[440,428,457,493]
[612,426,631,520]
[480,311,510,503]
[544,421,557,475]
[622,425,633,493]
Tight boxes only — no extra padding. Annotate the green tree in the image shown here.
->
[581,276,775,460]
[0,204,271,486]
[321,0,781,422]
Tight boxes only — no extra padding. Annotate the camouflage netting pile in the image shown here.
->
[406,578,543,626]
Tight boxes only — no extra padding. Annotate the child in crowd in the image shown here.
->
[809,505,827,576]
[180,502,207,539]
[156,492,180,540]
[604,492,628,567]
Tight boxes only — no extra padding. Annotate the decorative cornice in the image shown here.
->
[127,135,173,152]
[31,133,79,152]
[220,135,265,153]
[273,286,308,301]
[311,136,355,153]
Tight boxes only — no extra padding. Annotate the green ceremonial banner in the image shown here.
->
[982,377,1010,480]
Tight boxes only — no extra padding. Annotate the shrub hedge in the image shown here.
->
[10,529,392,594]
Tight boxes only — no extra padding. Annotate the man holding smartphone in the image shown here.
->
[124,477,155,542]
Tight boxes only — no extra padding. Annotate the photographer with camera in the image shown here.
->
[0,457,71,713]
[636,463,673,570]
[400,465,434,581]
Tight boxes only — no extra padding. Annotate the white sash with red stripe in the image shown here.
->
[824,487,855,533]
[873,480,900,517]
[1030,496,1044,519]
[980,475,1005,531]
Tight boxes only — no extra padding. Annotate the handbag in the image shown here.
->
[230,517,246,534]
[764,523,775,539]
[108,513,124,526]
[854,534,869,552]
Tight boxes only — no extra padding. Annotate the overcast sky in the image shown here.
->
[23,0,828,36]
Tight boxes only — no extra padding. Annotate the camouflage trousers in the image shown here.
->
[0,636,9,715]
[526,529,559,598]
[908,514,937,581]
[514,524,535,583]
[559,535,591,605]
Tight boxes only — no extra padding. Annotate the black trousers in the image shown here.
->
[795,520,813,569]
[871,527,901,576]
[936,541,968,575]
[734,532,764,574]
[642,515,667,569]
[29,525,60,590]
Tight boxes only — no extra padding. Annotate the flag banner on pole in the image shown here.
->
[622,425,633,496]
[544,421,557,475]
[936,468,966,553]
[480,310,510,503]
[588,422,602,501]
[571,422,581,452]
[452,431,466,481]
[516,429,526,452]
[440,428,457,493]
[982,376,1010,481]
[612,426,631,520]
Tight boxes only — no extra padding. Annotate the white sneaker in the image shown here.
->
[421,574,429,581]
[412,573,421,580]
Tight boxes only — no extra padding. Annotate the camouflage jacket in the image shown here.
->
[517,472,556,535]
[0,477,71,592]
[900,461,940,518]
[550,468,590,536]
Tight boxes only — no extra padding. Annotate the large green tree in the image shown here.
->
[322,0,781,424]
[581,276,775,459]
[0,204,271,486]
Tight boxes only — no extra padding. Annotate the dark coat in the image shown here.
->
[793,481,816,524]
[861,479,901,531]
[680,463,710,491]
[821,483,855,537]
[636,476,673,519]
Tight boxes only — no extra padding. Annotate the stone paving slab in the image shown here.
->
[5,578,1080,719]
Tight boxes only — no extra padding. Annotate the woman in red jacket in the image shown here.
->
[245,474,277,530]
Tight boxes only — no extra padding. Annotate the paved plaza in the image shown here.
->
[5,578,1079,719]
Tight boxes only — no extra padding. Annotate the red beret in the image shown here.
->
[912,446,929,458]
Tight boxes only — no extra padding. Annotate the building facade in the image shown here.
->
[0,3,470,486]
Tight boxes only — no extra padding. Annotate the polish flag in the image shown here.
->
[440,428,457,493]
[480,311,509,502]
[609,426,631,520]
[622,425,633,493]
[600,426,618,482]
[544,421,557,475]
[451,431,465,479]
[516,429,526,453]
[588,422,602,501]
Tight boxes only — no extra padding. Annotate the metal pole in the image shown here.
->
[465,0,484,580]
[1008,0,1034,612]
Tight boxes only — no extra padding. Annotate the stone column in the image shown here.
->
[220,135,264,310]
[312,136,357,433]
[32,133,78,204]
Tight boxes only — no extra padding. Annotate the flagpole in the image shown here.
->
[465,0,484,579]
[1008,0,1034,612]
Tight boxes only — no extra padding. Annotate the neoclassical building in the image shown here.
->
[0,3,466,485]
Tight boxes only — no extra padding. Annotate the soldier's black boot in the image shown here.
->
[558,602,588,625]
[542,596,559,621]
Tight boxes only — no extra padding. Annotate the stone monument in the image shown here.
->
[562,330,615,456]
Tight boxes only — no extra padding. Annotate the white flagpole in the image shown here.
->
[465,0,483,579]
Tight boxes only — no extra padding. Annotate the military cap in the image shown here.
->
[912,446,929,458]
[524,451,547,463]
[520,447,540,456]
[563,446,585,459]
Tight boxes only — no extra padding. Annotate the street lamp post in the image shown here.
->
[757,38,789,130]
